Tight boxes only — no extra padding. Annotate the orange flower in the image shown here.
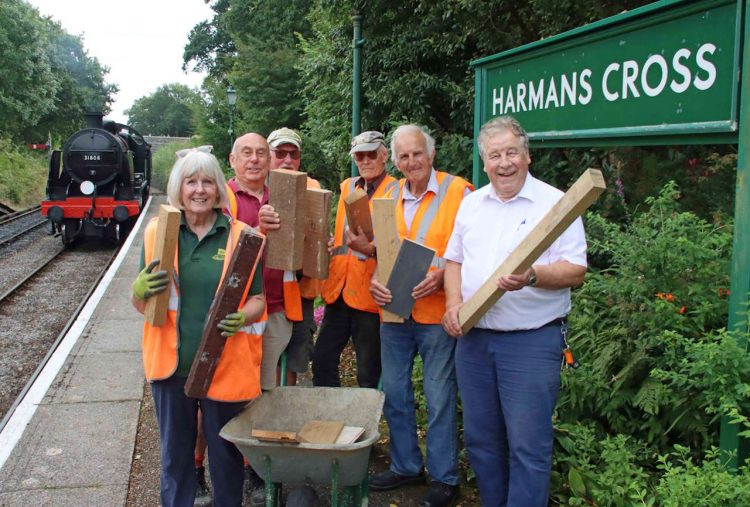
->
[666,293,674,302]
[657,292,665,300]
[679,306,686,315]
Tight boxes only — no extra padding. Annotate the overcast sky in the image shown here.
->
[27,0,214,124]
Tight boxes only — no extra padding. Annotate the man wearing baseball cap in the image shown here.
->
[260,127,323,389]
[312,131,399,389]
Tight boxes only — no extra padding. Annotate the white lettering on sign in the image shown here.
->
[491,42,719,115]
[83,154,101,161]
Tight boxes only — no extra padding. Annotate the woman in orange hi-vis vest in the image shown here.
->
[131,149,266,507]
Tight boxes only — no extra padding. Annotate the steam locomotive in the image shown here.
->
[41,113,152,245]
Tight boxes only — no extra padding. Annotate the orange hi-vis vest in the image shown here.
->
[141,216,267,402]
[225,178,323,321]
[322,174,400,313]
[395,170,473,324]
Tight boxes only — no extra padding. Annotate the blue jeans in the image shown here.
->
[456,325,563,507]
[151,375,247,507]
[380,320,458,485]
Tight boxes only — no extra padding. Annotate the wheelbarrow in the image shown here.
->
[220,386,385,506]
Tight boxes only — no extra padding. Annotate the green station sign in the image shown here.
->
[472,0,744,147]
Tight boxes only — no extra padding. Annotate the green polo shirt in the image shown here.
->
[140,211,263,377]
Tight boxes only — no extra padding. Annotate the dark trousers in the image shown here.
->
[151,375,246,507]
[312,295,381,388]
[456,325,563,507]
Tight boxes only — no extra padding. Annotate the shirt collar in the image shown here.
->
[355,171,387,198]
[228,178,268,202]
[402,168,438,201]
[484,172,537,204]
[180,209,229,234]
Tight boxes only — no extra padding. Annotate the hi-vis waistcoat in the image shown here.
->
[322,175,399,313]
[141,216,267,402]
[225,180,321,321]
[395,171,473,324]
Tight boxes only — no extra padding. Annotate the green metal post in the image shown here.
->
[719,0,750,471]
[351,14,364,178]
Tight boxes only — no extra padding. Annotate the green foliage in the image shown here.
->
[0,1,115,142]
[150,140,205,192]
[0,138,48,208]
[559,181,750,458]
[125,84,203,137]
[655,446,750,506]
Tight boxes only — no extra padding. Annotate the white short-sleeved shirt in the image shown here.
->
[444,173,587,331]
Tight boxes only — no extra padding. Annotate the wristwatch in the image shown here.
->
[526,267,537,287]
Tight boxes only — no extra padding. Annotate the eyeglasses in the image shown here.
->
[271,148,300,160]
[353,151,379,162]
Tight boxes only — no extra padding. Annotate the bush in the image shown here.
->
[150,139,205,192]
[0,138,48,208]
[559,181,744,452]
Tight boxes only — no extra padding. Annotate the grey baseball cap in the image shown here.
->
[350,130,385,154]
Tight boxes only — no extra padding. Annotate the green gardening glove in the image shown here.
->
[218,312,246,337]
[132,259,169,301]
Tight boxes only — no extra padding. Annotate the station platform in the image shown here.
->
[0,196,162,505]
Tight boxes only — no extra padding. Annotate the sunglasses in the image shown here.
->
[353,151,379,162]
[271,148,301,160]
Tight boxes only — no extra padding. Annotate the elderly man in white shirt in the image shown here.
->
[442,116,587,507]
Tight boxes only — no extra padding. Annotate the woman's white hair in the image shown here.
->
[166,150,229,210]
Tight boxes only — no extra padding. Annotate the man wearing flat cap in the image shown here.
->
[311,131,399,388]
[259,127,323,388]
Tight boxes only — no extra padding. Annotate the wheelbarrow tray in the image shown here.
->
[221,387,384,487]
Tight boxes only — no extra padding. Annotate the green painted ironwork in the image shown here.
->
[352,14,364,177]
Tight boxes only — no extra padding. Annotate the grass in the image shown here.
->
[0,138,48,209]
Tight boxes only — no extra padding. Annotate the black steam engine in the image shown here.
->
[42,113,152,245]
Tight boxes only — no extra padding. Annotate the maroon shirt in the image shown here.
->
[227,178,285,314]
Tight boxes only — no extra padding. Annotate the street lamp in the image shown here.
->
[227,85,237,150]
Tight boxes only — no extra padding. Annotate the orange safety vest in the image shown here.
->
[225,178,322,321]
[394,171,473,324]
[140,216,267,402]
[322,175,400,313]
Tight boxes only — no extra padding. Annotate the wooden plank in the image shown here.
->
[266,169,307,271]
[184,227,265,398]
[458,168,606,334]
[145,205,181,326]
[297,420,345,444]
[344,187,373,241]
[251,429,298,443]
[372,198,404,323]
[335,426,365,445]
[382,239,436,319]
[302,188,332,279]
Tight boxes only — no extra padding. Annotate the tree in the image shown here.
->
[0,0,57,138]
[125,84,203,136]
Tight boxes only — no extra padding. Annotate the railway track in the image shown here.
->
[0,205,48,247]
[0,243,118,427]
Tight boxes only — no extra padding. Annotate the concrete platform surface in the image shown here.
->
[0,197,162,506]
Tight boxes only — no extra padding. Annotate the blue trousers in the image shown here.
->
[455,325,563,507]
[380,320,459,485]
[151,375,247,507]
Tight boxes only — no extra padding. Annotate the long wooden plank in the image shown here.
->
[184,227,265,398]
[344,187,373,241]
[383,239,436,319]
[266,169,307,271]
[372,198,404,323]
[251,429,298,443]
[458,169,606,334]
[302,188,332,279]
[145,205,181,326]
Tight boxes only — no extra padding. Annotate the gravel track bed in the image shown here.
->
[0,209,46,244]
[0,242,116,420]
